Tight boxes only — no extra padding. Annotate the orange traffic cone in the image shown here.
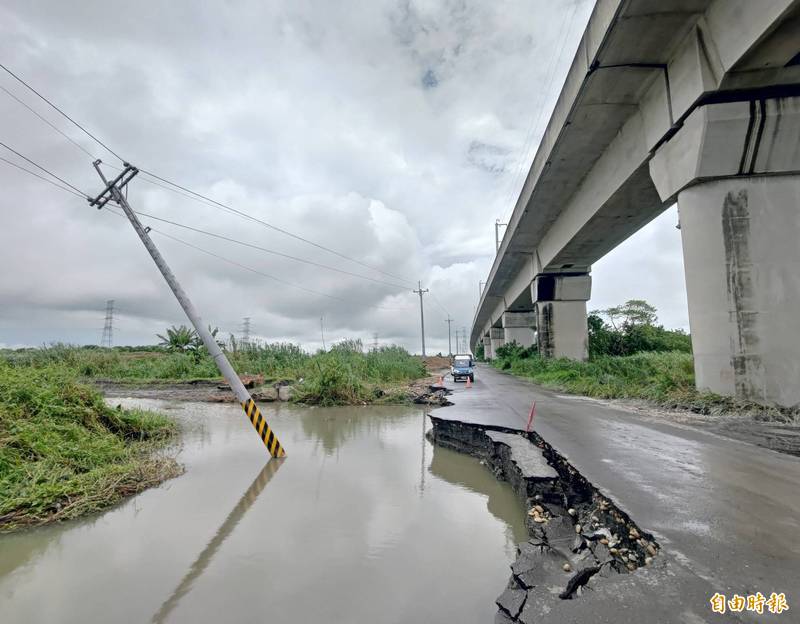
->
[466,377,472,388]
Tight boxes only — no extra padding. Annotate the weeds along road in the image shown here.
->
[434,364,800,623]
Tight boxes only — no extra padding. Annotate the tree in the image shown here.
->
[588,300,691,357]
[597,299,657,330]
[157,325,197,352]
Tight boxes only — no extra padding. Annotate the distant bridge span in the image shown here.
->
[473,0,800,406]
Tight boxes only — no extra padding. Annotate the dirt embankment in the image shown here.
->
[98,363,453,407]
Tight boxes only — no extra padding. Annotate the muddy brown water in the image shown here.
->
[0,400,527,623]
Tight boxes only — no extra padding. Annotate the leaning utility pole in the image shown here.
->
[413,281,429,356]
[89,160,285,458]
[101,299,114,347]
[444,316,453,356]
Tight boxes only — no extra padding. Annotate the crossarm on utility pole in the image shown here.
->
[90,160,285,458]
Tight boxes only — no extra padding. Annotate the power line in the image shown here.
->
[0,140,87,196]
[0,155,85,197]
[0,62,417,288]
[430,291,450,317]
[0,149,412,316]
[0,83,95,159]
[0,62,124,162]
[137,168,416,286]
[121,208,410,290]
[1,153,414,315]
[147,226,413,312]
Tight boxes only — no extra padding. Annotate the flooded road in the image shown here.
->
[0,400,527,623]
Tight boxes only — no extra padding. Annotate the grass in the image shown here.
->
[491,351,797,421]
[0,362,181,531]
[1,341,428,407]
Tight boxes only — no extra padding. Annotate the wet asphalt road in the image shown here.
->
[434,364,800,623]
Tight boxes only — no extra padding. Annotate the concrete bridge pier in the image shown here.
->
[501,311,536,348]
[651,97,800,407]
[482,334,493,361]
[532,274,591,361]
[489,327,505,359]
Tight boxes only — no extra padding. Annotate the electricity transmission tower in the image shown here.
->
[241,317,251,347]
[101,299,114,347]
[413,281,429,356]
[372,332,379,352]
[444,316,453,356]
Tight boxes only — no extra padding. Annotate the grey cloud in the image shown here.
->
[0,0,688,353]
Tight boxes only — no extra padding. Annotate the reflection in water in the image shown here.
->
[429,443,528,546]
[151,459,284,623]
[1,402,523,624]
[420,411,427,497]
[297,406,413,454]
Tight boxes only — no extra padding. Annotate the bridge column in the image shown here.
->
[532,274,591,360]
[502,312,535,348]
[482,334,493,360]
[489,327,505,358]
[650,97,800,406]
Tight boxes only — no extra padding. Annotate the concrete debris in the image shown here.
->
[496,587,527,619]
[427,416,661,622]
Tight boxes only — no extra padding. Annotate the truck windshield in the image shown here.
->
[454,358,471,367]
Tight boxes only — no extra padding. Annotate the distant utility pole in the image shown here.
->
[372,332,379,352]
[495,220,507,252]
[89,160,285,458]
[101,299,114,348]
[445,316,453,356]
[320,317,326,351]
[462,326,468,354]
[241,317,251,347]
[413,281,429,356]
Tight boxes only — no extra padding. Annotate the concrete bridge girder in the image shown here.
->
[472,0,800,406]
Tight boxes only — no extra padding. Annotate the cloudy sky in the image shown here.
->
[0,0,688,354]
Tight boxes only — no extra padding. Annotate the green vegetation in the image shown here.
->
[588,299,691,358]
[0,362,180,531]
[1,338,427,407]
[492,299,752,415]
[494,347,698,405]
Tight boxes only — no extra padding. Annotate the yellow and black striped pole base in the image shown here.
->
[242,398,286,457]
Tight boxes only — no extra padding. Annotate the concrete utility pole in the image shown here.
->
[320,317,326,351]
[444,316,453,356]
[101,299,114,347]
[413,281,429,356]
[89,160,285,458]
[495,220,507,252]
[462,326,468,354]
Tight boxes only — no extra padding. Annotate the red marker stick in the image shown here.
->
[525,400,536,432]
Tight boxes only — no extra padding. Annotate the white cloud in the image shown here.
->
[0,0,688,352]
